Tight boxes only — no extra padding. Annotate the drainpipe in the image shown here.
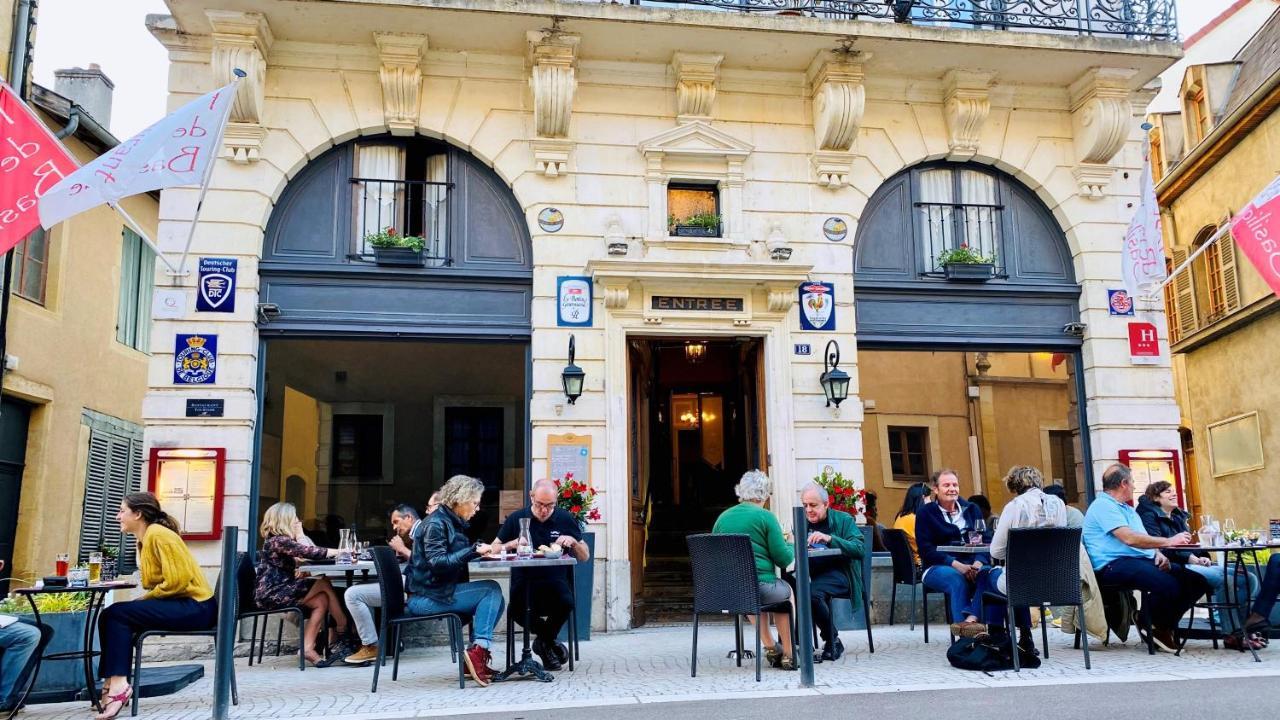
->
[7,1,34,93]
[55,106,79,139]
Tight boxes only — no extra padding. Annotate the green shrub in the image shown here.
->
[0,592,91,614]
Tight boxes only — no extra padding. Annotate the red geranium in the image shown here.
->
[554,473,599,526]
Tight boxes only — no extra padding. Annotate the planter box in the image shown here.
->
[557,530,595,643]
[13,610,94,702]
[372,246,424,267]
[943,262,995,282]
[671,225,719,238]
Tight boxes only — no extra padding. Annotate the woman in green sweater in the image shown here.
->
[712,470,796,670]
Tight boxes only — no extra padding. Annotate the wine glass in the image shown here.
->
[970,519,987,546]
[1223,518,1237,543]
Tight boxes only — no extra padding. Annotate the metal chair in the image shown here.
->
[979,527,1089,671]
[234,552,307,670]
[368,546,466,692]
[687,533,794,682]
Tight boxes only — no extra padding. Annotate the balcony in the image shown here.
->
[627,0,1177,39]
[351,178,451,268]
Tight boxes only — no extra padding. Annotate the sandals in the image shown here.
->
[1225,631,1266,652]
[779,655,797,671]
[95,684,132,720]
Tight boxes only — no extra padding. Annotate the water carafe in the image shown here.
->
[337,528,355,564]
[516,517,533,559]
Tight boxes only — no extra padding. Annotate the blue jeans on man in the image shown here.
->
[406,580,505,650]
[0,621,46,709]
[1095,556,1209,630]
[922,565,979,623]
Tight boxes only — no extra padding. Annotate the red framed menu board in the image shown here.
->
[148,448,226,541]
[1118,449,1183,508]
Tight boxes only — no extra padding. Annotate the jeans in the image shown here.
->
[0,621,43,705]
[1095,556,1209,630]
[1251,555,1280,620]
[1184,562,1225,591]
[509,580,574,645]
[975,568,1031,628]
[922,565,977,622]
[344,583,384,646]
[97,598,217,678]
[406,581,504,650]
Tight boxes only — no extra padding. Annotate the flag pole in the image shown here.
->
[169,69,244,278]
[1145,221,1233,301]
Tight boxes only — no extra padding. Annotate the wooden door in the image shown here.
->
[740,341,769,474]
[628,341,652,626]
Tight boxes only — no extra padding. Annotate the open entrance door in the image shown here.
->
[628,336,766,625]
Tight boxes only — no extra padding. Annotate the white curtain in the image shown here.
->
[959,169,999,261]
[424,153,447,264]
[918,168,953,267]
[355,145,405,253]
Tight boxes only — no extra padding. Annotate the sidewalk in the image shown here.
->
[20,623,1280,720]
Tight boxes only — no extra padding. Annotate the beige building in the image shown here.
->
[144,0,1183,629]
[1,0,159,583]
[1154,6,1280,529]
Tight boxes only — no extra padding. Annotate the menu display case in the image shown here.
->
[148,448,225,541]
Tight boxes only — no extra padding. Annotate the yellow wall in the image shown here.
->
[4,113,157,580]
[1,0,14,82]
[1164,96,1280,527]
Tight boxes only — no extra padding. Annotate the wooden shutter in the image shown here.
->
[1218,232,1241,314]
[78,432,112,562]
[1172,247,1198,340]
[79,420,146,571]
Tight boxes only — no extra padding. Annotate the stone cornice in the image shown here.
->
[375,32,428,136]
[943,69,996,160]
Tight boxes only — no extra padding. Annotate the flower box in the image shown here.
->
[942,262,995,282]
[372,246,424,267]
[671,224,720,238]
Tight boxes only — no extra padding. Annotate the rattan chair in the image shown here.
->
[234,553,307,671]
[687,533,794,682]
[368,546,466,692]
[882,528,922,629]
[980,527,1089,671]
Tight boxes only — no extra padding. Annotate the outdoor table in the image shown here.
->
[469,555,577,682]
[12,580,136,713]
[806,547,842,559]
[1174,543,1280,662]
[936,544,991,554]
[296,560,375,587]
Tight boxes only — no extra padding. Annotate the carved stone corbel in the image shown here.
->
[1069,67,1137,198]
[943,69,995,160]
[807,53,865,188]
[767,287,793,313]
[603,284,631,309]
[527,31,579,177]
[672,52,722,124]
[206,10,273,162]
[375,33,427,136]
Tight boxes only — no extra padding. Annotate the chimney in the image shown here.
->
[53,63,115,130]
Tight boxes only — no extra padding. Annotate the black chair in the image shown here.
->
[131,574,237,717]
[234,552,306,670]
[979,527,1089,671]
[687,533,794,682]
[882,528,922,629]
[368,546,466,692]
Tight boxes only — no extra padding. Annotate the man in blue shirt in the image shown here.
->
[1083,464,1208,652]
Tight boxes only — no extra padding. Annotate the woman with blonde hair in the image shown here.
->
[255,502,352,666]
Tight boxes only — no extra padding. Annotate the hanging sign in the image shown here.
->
[174,334,217,384]
[557,276,593,327]
[1127,321,1159,365]
[196,257,237,313]
[799,282,835,331]
[1108,289,1135,316]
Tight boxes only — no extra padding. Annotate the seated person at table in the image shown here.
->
[343,504,421,665]
[425,491,441,517]
[0,561,48,714]
[490,479,589,671]
[1042,484,1085,528]
[96,493,216,720]
[1239,554,1280,651]
[1136,482,1225,597]
[893,482,933,564]
[797,481,865,661]
[712,470,797,670]
[915,469,990,638]
[407,474,505,687]
[967,494,996,530]
[1082,463,1208,653]
[256,502,352,666]
[983,465,1067,651]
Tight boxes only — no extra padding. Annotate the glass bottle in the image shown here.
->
[517,517,534,559]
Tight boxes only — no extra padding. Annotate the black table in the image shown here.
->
[12,581,136,713]
[936,544,991,554]
[1175,543,1280,662]
[470,556,577,682]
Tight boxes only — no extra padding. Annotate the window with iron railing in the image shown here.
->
[915,167,1004,274]
[351,143,451,267]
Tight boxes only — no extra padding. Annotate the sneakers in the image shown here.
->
[533,637,563,671]
[463,645,494,686]
[343,644,379,665]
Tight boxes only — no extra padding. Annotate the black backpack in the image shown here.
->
[946,627,1042,672]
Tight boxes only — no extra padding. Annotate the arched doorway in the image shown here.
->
[252,135,532,543]
[853,162,1092,515]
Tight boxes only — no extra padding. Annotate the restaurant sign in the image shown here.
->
[557,276,592,327]
[650,295,744,312]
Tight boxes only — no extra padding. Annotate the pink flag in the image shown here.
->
[38,82,236,229]
[1231,175,1280,298]
[0,81,78,254]
[1121,139,1166,297]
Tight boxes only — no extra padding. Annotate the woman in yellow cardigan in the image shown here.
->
[95,492,214,720]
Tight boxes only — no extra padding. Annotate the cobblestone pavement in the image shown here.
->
[21,624,1280,720]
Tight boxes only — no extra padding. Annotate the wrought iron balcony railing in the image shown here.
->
[350,178,451,267]
[628,0,1177,40]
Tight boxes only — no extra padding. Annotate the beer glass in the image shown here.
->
[88,552,103,583]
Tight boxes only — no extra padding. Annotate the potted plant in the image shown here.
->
[364,227,427,267]
[669,212,721,238]
[0,591,94,701]
[814,470,868,523]
[554,472,600,641]
[937,244,996,281]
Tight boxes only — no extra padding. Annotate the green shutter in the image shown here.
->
[80,412,145,571]
[117,229,140,347]
[135,240,155,353]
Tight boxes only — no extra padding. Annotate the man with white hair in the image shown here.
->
[491,478,589,671]
[797,481,865,661]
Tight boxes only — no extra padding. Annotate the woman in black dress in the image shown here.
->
[255,502,352,665]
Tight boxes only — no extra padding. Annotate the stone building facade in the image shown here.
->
[144,0,1182,629]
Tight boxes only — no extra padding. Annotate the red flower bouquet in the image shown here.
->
[554,472,601,526]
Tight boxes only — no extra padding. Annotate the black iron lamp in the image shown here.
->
[562,334,586,404]
[819,339,850,407]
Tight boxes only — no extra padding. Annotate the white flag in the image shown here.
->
[1121,138,1166,297]
[38,82,236,229]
